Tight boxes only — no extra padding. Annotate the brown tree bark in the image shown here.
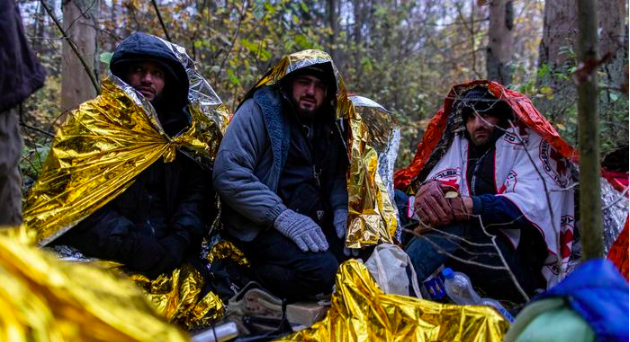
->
[576,0,604,260]
[535,0,578,120]
[486,0,514,85]
[327,0,342,65]
[61,0,99,114]
[32,1,46,55]
[536,0,626,120]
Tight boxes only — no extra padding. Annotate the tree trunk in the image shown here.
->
[327,0,342,66]
[61,0,99,114]
[33,1,46,55]
[535,0,578,121]
[486,0,514,85]
[536,0,626,121]
[598,0,626,87]
[576,0,604,261]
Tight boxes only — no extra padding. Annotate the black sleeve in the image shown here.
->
[471,194,530,229]
[168,155,214,249]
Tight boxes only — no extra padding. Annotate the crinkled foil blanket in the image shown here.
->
[22,37,229,330]
[275,260,509,342]
[24,36,229,247]
[50,239,246,330]
[0,228,188,342]
[348,95,400,245]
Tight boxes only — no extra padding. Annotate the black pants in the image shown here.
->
[404,221,546,304]
[230,224,346,302]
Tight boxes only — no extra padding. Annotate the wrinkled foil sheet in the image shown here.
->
[348,96,399,247]
[22,35,227,329]
[206,240,250,267]
[45,243,225,330]
[601,177,629,255]
[274,260,509,342]
[242,50,397,248]
[127,264,224,330]
[23,37,228,247]
[0,228,189,342]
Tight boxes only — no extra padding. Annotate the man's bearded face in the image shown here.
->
[125,61,166,102]
[465,111,501,147]
[291,74,328,119]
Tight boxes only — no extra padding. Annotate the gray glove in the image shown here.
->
[333,208,348,239]
[274,209,329,253]
[333,208,359,257]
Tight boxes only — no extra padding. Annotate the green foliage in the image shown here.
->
[18,0,629,177]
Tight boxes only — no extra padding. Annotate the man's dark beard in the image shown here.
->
[294,96,319,120]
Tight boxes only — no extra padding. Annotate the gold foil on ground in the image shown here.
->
[128,264,224,330]
[0,229,189,342]
[275,260,509,342]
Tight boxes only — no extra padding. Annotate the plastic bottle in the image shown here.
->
[479,297,515,323]
[441,268,480,305]
[442,268,515,323]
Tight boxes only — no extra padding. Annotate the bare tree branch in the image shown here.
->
[151,0,172,42]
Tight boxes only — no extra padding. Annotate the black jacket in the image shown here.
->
[0,0,46,112]
[55,33,213,277]
[56,152,213,277]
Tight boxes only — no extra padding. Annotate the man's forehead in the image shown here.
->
[294,73,325,83]
[129,60,165,70]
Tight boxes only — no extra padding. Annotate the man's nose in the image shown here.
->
[304,83,316,95]
[141,72,154,84]
[475,115,489,127]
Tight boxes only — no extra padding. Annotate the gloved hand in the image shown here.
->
[274,209,329,253]
[333,208,348,239]
[343,247,360,257]
[155,234,188,274]
[414,180,454,227]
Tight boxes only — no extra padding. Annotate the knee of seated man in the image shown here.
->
[298,251,340,294]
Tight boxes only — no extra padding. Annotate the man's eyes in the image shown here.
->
[131,66,163,78]
[297,79,324,89]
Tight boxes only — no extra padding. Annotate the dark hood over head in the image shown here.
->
[279,61,337,121]
[280,61,337,99]
[110,32,189,114]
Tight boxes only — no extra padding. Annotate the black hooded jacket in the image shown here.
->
[55,33,213,277]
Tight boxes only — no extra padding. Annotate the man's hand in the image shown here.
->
[414,180,454,227]
[333,209,360,257]
[274,209,329,253]
[447,195,473,221]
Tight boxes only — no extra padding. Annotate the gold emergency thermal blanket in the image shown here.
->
[0,228,188,342]
[245,49,397,248]
[347,95,399,247]
[22,36,229,329]
[126,264,224,329]
[274,260,509,342]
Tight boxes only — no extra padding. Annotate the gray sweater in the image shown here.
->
[213,86,347,241]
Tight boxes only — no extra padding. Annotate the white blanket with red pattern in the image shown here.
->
[425,125,575,288]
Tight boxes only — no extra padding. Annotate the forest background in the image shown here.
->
[16,0,630,188]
